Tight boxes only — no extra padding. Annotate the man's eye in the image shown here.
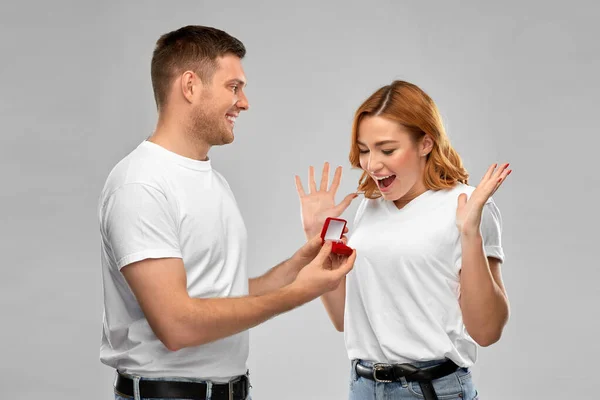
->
[232,85,238,93]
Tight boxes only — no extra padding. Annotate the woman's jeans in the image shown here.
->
[349,359,479,400]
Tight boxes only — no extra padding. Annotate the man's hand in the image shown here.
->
[249,229,349,297]
[290,241,356,301]
[288,230,349,271]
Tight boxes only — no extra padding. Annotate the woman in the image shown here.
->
[294,80,511,400]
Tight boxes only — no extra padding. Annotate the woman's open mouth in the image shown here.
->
[374,174,396,191]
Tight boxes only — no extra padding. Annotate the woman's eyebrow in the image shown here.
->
[357,140,399,146]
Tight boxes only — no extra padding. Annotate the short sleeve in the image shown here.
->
[480,198,505,263]
[100,183,182,270]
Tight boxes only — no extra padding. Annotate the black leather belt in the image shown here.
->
[114,372,249,400]
[355,359,460,400]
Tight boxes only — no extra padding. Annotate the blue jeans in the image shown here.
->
[349,359,479,400]
[113,371,252,400]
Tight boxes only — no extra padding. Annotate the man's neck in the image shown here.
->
[149,115,210,161]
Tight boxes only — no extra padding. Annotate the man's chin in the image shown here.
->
[210,127,234,146]
[223,132,234,144]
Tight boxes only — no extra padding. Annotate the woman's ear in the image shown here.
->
[421,134,434,157]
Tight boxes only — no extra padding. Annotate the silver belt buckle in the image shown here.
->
[372,363,393,383]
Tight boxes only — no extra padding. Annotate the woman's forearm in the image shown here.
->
[458,230,509,346]
[320,276,346,332]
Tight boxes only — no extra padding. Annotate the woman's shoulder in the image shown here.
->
[352,195,385,226]
[446,182,475,194]
[358,194,389,210]
[440,182,495,205]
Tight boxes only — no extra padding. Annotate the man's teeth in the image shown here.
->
[226,115,236,123]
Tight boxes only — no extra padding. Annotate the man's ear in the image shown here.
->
[180,70,199,103]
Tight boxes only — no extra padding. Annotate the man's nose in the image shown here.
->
[236,90,249,110]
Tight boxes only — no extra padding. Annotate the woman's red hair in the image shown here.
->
[349,80,469,199]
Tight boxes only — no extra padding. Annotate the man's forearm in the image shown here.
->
[166,284,311,351]
[249,258,301,296]
[459,231,509,346]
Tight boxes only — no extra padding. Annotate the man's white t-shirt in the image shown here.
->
[344,183,505,368]
[97,140,249,382]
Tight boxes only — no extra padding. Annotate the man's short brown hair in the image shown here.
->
[150,25,246,110]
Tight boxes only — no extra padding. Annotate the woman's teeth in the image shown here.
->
[375,174,396,189]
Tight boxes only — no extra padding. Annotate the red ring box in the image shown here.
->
[320,217,354,256]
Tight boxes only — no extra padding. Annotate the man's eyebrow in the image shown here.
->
[227,79,247,87]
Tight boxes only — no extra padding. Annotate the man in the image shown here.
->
[98,25,356,400]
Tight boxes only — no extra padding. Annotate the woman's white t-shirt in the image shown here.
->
[344,182,505,368]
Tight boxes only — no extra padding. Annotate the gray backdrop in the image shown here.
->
[1,1,598,399]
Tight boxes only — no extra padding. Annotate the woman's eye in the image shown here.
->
[359,149,369,154]
[382,149,395,155]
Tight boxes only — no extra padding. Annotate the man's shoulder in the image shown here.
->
[100,142,169,202]
[210,169,234,192]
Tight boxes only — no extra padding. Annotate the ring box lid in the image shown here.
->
[320,217,347,243]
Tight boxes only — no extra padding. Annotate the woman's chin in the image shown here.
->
[380,188,404,202]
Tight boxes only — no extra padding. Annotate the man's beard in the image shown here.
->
[189,105,233,146]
